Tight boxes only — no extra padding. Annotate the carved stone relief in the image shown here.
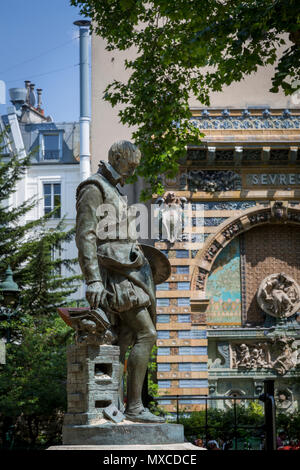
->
[257,273,300,319]
[186,170,241,192]
[222,221,243,240]
[275,388,295,411]
[155,192,187,243]
[230,336,300,376]
[210,342,230,369]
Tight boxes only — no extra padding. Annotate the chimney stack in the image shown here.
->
[36,88,42,111]
[24,80,31,104]
[29,83,36,107]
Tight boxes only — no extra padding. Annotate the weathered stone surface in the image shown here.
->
[62,423,185,446]
[48,443,206,450]
[65,343,120,420]
[103,404,125,423]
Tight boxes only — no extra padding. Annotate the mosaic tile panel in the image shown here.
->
[191,201,256,211]
[206,238,242,325]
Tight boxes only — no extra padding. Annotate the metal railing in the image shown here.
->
[154,380,277,450]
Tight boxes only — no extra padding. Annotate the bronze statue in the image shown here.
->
[75,140,170,423]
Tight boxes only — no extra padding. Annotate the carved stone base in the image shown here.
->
[62,422,185,446]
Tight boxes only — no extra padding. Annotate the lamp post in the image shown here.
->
[0,265,20,343]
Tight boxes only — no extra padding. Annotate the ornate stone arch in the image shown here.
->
[190,201,300,309]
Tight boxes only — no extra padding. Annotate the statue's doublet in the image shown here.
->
[76,162,156,322]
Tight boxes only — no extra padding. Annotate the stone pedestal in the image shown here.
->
[63,422,185,446]
[63,342,186,447]
[64,343,120,427]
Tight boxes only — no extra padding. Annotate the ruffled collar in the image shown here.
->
[97,161,122,187]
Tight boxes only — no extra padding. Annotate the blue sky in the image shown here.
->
[0,0,89,122]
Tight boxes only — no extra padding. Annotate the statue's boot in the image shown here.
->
[125,407,165,423]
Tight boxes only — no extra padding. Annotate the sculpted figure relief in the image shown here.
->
[156,192,187,243]
[231,337,300,375]
[257,273,300,318]
[75,141,170,423]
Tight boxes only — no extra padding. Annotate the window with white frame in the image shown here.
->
[43,183,61,218]
[40,132,62,161]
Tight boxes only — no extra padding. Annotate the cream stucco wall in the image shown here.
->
[91,34,296,174]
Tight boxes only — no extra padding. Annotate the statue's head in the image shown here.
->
[108,140,141,185]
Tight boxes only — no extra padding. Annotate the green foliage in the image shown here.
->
[277,409,300,440]
[0,128,82,331]
[0,315,73,447]
[0,128,81,447]
[179,401,264,442]
[71,0,300,197]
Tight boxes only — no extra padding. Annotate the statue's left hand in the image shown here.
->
[86,281,104,309]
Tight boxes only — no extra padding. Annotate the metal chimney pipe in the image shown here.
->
[36,88,42,109]
[74,20,91,181]
[24,80,31,104]
[29,83,36,107]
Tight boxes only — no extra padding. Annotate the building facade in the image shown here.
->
[154,108,300,413]
[91,35,300,414]
[0,82,83,300]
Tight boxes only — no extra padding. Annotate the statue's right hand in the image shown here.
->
[86,281,104,309]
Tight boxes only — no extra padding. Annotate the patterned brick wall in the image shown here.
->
[243,224,300,324]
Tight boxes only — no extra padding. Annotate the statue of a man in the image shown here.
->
[75,140,165,423]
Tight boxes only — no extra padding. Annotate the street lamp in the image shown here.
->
[0,265,20,343]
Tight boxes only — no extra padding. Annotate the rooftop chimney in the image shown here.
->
[36,88,43,111]
[24,80,31,104]
[29,83,36,107]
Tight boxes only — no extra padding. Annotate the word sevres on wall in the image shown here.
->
[246,173,300,186]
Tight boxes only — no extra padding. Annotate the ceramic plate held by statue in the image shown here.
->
[139,244,171,285]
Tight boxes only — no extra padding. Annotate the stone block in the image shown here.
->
[62,423,185,446]
[65,343,121,421]
[69,363,82,373]
[64,413,101,426]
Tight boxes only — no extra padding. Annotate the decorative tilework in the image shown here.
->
[158,380,171,388]
[179,347,208,355]
[157,331,170,339]
[157,298,170,306]
[157,364,171,372]
[187,149,206,160]
[176,266,190,274]
[178,330,207,339]
[243,149,261,161]
[190,234,206,243]
[187,170,242,192]
[178,363,208,371]
[179,379,209,388]
[178,282,190,290]
[206,238,242,325]
[176,250,189,258]
[157,282,169,290]
[157,347,171,356]
[190,115,300,130]
[204,217,228,226]
[157,315,170,323]
[178,314,191,322]
[191,201,256,211]
[178,298,190,306]
[215,150,234,161]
